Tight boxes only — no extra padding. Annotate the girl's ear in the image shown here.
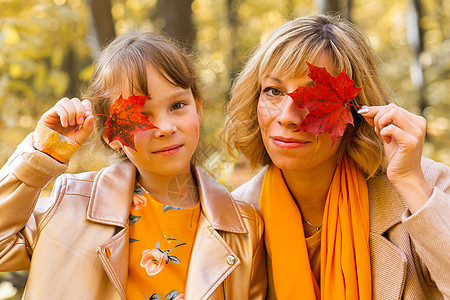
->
[196,97,203,121]
[102,134,122,151]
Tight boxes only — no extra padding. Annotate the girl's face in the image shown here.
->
[257,55,341,173]
[116,64,201,178]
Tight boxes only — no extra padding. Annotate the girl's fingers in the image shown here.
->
[70,98,87,125]
[76,114,95,144]
[55,97,77,126]
[81,99,93,117]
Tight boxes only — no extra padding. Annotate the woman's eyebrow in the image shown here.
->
[262,76,283,83]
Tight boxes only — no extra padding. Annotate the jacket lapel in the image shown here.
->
[87,160,136,300]
[185,166,247,299]
[367,175,408,300]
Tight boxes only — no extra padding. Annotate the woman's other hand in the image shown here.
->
[358,104,433,212]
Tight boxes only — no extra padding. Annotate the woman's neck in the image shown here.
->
[137,169,199,209]
[281,156,339,228]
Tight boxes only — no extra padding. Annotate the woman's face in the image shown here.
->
[257,55,342,173]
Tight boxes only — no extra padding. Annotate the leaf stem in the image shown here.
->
[347,103,361,109]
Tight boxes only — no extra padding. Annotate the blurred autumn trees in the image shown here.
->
[0,0,449,184]
[0,0,449,298]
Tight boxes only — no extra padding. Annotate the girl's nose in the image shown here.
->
[276,96,308,129]
[153,116,176,138]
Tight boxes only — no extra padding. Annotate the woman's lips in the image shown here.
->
[152,144,183,156]
[271,136,310,149]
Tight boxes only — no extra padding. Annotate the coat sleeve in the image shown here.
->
[402,157,450,298]
[0,134,67,271]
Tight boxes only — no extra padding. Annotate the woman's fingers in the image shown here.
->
[358,104,425,136]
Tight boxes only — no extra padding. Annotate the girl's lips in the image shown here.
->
[271,136,310,149]
[152,144,183,156]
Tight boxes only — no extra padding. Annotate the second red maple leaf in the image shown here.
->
[287,61,362,144]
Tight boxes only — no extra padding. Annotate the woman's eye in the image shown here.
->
[263,87,284,97]
[171,102,185,111]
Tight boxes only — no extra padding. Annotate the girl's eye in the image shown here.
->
[171,102,185,111]
[263,87,284,97]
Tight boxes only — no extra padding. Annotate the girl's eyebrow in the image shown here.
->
[146,90,192,101]
[171,90,192,97]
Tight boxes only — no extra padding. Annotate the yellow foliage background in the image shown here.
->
[0,0,449,297]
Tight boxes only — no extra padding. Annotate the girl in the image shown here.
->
[223,14,450,299]
[0,32,266,299]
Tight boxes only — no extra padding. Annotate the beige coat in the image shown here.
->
[0,135,267,300]
[232,157,450,300]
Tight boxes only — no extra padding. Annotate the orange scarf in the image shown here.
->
[260,156,371,299]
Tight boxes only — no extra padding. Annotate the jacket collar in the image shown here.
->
[193,165,247,233]
[86,161,247,233]
[367,174,407,234]
[87,160,136,227]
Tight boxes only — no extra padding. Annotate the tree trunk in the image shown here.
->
[315,0,340,13]
[315,0,351,19]
[407,0,426,114]
[87,0,116,53]
[156,0,194,49]
[227,0,240,82]
[63,46,80,97]
[347,0,353,21]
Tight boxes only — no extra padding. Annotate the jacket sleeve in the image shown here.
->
[0,134,67,271]
[402,157,450,297]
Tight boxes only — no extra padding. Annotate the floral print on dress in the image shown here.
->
[144,290,184,300]
[131,185,147,210]
[140,240,186,275]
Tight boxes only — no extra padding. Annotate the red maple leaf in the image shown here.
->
[287,61,362,144]
[105,94,157,150]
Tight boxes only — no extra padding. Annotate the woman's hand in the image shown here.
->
[359,104,433,213]
[39,97,94,145]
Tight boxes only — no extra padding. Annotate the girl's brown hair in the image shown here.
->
[83,31,200,157]
[222,14,392,177]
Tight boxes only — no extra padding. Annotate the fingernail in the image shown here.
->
[357,107,369,114]
[78,117,84,124]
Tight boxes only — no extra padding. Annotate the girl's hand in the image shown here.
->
[359,104,433,212]
[39,97,94,145]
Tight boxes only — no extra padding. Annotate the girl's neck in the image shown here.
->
[137,169,199,209]
[281,156,339,228]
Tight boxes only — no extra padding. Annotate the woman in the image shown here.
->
[223,14,449,299]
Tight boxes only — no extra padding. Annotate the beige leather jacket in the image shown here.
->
[232,157,450,300]
[0,135,267,300]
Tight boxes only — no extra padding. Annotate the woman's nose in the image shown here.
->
[276,96,308,129]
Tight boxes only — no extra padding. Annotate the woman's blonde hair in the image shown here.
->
[222,13,391,177]
[83,31,200,158]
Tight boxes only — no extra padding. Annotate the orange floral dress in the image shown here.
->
[126,183,201,300]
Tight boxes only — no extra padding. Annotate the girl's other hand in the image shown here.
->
[358,104,433,212]
[39,97,94,145]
